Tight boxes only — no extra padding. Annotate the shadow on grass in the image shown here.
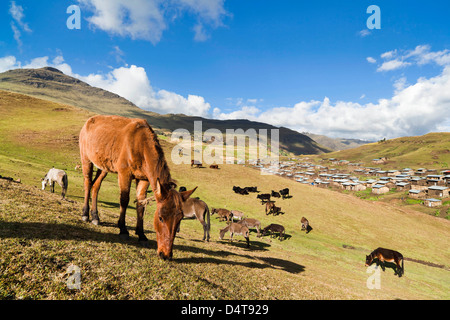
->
[0,221,305,274]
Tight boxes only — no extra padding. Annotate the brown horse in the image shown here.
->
[79,115,196,260]
[365,247,404,277]
[265,201,276,215]
[180,196,210,241]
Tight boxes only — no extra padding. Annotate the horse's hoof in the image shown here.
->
[81,216,89,222]
[91,219,100,226]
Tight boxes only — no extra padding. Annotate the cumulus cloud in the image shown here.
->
[0,54,212,117]
[77,0,228,43]
[215,46,450,140]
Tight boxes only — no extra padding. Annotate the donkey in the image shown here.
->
[42,168,68,199]
[211,208,233,222]
[262,224,285,241]
[238,218,261,237]
[365,247,404,277]
[180,196,210,241]
[301,217,312,234]
[79,115,196,260]
[219,223,250,247]
[265,201,276,215]
[230,210,245,221]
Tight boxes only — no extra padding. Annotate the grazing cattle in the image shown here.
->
[238,218,261,237]
[209,164,219,169]
[301,217,312,233]
[42,168,68,199]
[219,223,250,248]
[265,201,276,215]
[257,193,271,204]
[279,188,290,199]
[230,210,245,221]
[271,190,281,198]
[365,247,404,277]
[244,186,259,193]
[79,115,196,260]
[233,186,249,195]
[262,223,285,241]
[191,160,202,168]
[211,208,233,222]
[180,196,210,242]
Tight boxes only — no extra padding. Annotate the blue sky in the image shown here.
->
[1,0,450,140]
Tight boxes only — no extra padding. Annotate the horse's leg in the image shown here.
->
[135,179,150,243]
[81,162,93,222]
[205,207,210,241]
[117,172,132,239]
[51,181,55,193]
[90,169,108,225]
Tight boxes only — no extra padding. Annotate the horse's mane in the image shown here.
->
[146,125,177,189]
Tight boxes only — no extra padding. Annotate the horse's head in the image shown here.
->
[365,254,373,267]
[41,177,48,190]
[153,178,197,260]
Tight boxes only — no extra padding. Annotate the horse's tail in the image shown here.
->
[62,173,68,198]
[205,205,211,232]
[401,257,404,276]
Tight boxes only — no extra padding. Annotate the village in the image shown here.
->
[249,157,450,209]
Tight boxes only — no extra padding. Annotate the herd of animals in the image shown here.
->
[33,115,405,276]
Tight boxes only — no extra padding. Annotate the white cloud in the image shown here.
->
[377,59,411,72]
[366,57,376,64]
[0,54,212,117]
[359,29,371,37]
[215,46,450,140]
[380,49,397,60]
[78,0,228,43]
[8,1,32,50]
[9,1,31,32]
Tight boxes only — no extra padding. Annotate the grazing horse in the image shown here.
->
[365,247,404,277]
[301,217,312,233]
[233,186,249,195]
[219,223,250,247]
[279,188,290,199]
[209,164,219,169]
[179,196,210,241]
[42,168,68,199]
[79,115,196,260]
[238,218,261,237]
[262,224,285,241]
[257,193,271,204]
[211,208,233,222]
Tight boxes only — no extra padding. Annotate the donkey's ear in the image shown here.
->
[180,186,197,201]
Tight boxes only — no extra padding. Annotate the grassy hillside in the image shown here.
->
[324,133,450,169]
[0,68,330,156]
[0,91,449,300]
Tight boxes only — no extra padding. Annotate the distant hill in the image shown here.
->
[0,67,330,156]
[323,132,450,169]
[304,132,372,151]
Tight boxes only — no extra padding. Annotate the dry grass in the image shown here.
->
[0,91,449,300]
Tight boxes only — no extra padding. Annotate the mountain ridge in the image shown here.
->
[0,67,331,155]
